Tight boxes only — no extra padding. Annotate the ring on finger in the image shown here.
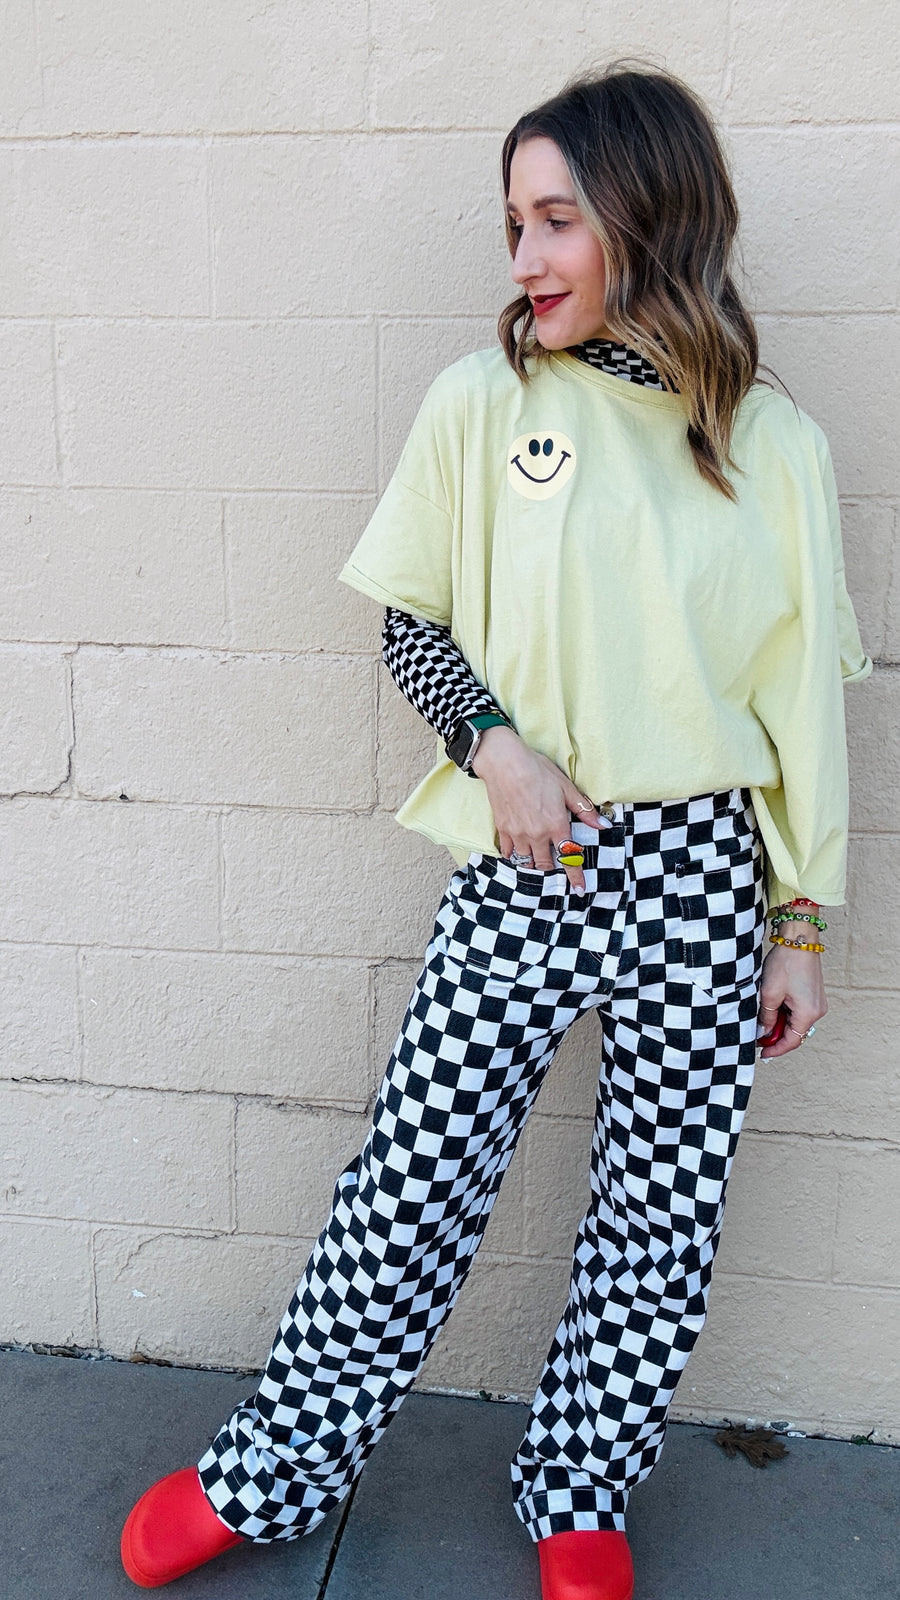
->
[555,838,585,868]
[509,850,535,867]
[787,1022,817,1043]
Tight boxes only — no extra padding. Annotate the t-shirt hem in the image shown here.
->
[392,807,491,861]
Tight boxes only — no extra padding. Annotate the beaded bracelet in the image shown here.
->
[769,932,826,953]
[770,908,828,933]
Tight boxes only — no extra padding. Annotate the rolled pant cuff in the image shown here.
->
[196,1442,341,1544]
[513,1483,629,1543]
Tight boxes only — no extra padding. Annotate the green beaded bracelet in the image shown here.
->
[770,907,828,933]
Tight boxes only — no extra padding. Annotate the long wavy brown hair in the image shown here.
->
[499,60,790,503]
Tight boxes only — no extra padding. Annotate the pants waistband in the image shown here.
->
[570,785,751,840]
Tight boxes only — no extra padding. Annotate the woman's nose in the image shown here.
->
[511,236,545,286]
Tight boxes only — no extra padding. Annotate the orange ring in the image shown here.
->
[555,839,584,867]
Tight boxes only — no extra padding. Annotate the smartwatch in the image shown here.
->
[445,712,511,777]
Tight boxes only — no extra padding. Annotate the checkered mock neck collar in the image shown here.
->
[570,338,677,393]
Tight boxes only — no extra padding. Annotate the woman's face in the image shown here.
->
[506,135,611,349]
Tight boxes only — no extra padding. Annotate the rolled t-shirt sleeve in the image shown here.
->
[338,378,456,627]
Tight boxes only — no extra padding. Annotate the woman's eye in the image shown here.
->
[549,218,571,231]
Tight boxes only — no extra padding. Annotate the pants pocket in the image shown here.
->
[673,839,764,1002]
[432,857,560,985]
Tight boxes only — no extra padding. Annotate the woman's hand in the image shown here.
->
[756,942,828,1058]
[469,725,604,893]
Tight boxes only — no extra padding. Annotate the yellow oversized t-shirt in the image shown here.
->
[339,347,872,907]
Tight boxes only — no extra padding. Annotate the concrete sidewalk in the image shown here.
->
[0,1348,897,1598]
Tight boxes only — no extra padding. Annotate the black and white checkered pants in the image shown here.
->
[198,786,766,1543]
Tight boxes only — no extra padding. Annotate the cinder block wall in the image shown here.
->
[1,4,897,1444]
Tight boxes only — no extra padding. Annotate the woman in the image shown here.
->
[120,61,871,1599]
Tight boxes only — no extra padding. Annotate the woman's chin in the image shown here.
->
[531,326,574,351]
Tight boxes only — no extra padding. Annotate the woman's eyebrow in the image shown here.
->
[506,193,578,214]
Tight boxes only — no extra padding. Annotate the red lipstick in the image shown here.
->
[532,292,569,317]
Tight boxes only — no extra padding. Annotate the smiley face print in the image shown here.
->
[507,430,576,501]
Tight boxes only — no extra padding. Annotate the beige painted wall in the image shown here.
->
[0,3,898,1445]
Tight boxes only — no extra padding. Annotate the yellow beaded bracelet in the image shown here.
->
[769,933,826,953]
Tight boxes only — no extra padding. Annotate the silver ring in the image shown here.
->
[574,799,592,812]
[508,850,534,867]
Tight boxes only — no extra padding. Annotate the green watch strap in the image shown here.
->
[468,712,510,731]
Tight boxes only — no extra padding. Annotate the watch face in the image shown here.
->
[448,722,476,768]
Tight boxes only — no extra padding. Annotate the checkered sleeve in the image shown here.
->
[381,607,507,744]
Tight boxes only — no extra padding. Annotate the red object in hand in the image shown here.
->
[759,1003,788,1046]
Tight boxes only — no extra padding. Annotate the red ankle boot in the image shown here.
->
[121,1466,245,1588]
[538,1529,634,1600]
